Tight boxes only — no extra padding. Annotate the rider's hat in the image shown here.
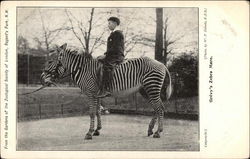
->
[108,17,120,25]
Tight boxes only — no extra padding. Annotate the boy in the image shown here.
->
[97,17,125,97]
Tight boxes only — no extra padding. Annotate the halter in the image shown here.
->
[49,60,64,79]
[55,63,82,80]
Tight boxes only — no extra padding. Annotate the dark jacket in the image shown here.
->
[105,30,125,63]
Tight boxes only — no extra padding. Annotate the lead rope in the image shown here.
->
[51,82,75,95]
[19,67,79,96]
[20,82,84,106]
[19,85,48,95]
[47,82,86,106]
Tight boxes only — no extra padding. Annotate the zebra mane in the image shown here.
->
[81,52,93,59]
[64,48,93,60]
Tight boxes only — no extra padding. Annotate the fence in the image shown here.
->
[18,54,198,121]
[18,87,198,121]
[18,54,74,86]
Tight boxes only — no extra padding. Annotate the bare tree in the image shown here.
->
[33,9,70,59]
[155,8,164,63]
[17,9,36,27]
[137,8,197,65]
[65,8,106,54]
[108,8,147,57]
[17,35,29,54]
[162,16,187,64]
[64,8,148,56]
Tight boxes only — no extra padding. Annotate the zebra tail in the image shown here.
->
[165,68,172,101]
[160,68,172,102]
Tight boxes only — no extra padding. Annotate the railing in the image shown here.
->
[18,87,198,121]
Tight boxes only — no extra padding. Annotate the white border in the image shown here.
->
[1,1,249,158]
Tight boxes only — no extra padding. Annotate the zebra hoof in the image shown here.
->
[148,130,153,136]
[153,132,160,138]
[93,130,100,136]
[84,134,92,140]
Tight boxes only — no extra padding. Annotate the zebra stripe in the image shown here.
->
[41,45,172,139]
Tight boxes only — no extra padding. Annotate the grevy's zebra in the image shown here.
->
[41,43,172,139]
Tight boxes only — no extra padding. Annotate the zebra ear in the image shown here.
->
[60,43,67,50]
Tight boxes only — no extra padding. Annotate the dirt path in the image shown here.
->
[17,114,199,151]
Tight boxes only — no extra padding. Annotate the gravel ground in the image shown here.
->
[17,114,199,151]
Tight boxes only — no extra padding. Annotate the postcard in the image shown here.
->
[1,1,249,158]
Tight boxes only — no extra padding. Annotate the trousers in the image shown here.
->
[100,57,124,91]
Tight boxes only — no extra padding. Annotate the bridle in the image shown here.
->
[45,60,64,78]
[50,60,82,81]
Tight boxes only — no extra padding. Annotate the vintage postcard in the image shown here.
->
[1,1,249,158]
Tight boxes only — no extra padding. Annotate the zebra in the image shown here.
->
[41,43,172,140]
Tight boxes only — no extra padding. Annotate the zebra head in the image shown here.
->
[40,44,67,86]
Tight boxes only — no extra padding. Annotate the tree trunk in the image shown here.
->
[163,25,167,65]
[86,8,95,54]
[155,8,163,63]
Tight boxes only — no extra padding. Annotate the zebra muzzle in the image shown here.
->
[40,73,53,86]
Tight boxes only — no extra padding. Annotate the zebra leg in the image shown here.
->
[153,100,165,138]
[148,110,157,136]
[153,109,164,138]
[140,88,161,137]
[93,100,102,136]
[148,99,164,138]
[85,95,98,140]
[139,88,156,136]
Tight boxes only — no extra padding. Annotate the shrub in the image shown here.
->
[169,53,198,98]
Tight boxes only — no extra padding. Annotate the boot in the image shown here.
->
[96,72,111,98]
